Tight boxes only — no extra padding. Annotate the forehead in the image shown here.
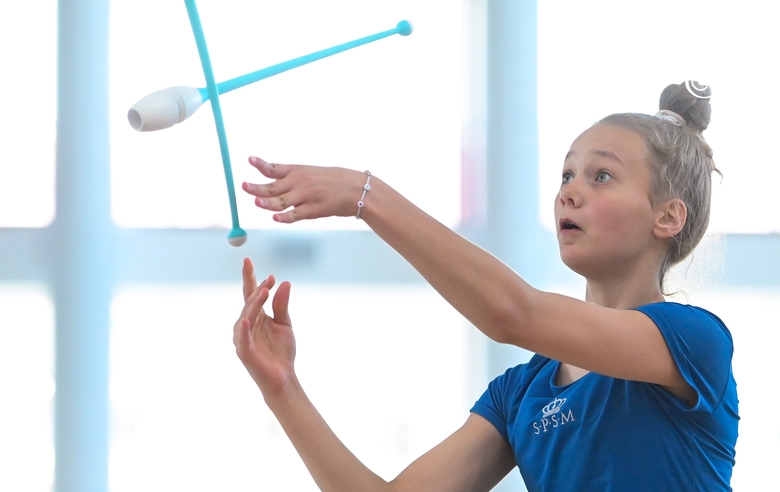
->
[566,124,649,165]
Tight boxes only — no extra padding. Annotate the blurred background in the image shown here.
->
[0,1,777,491]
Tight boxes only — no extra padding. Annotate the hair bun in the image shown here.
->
[659,81,712,132]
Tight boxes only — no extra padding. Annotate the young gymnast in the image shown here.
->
[233,82,738,491]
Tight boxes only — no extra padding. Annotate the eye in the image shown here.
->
[595,171,613,183]
[561,171,573,184]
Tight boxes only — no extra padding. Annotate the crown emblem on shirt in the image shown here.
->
[542,398,566,417]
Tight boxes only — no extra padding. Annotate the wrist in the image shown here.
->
[354,170,372,220]
[262,372,305,411]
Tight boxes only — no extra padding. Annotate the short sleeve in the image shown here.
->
[470,357,547,442]
[470,368,513,442]
[635,303,734,413]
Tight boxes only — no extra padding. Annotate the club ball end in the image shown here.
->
[397,20,413,36]
[228,229,248,247]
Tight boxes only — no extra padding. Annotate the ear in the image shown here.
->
[654,198,687,239]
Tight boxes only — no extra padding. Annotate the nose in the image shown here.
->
[558,179,582,207]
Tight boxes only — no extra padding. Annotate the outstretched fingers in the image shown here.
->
[271,281,293,327]
[250,190,304,213]
[248,156,292,180]
[242,258,276,301]
[242,160,302,216]
[242,179,294,201]
[234,284,266,350]
[246,186,315,223]
[244,284,270,326]
[245,156,373,224]
[242,258,257,300]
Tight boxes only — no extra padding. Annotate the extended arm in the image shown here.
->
[234,258,515,492]
[241,160,527,346]
[241,160,694,402]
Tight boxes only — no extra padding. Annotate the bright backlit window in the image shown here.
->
[0,285,55,492]
[0,3,57,227]
[110,283,469,491]
[110,0,462,230]
[678,287,780,490]
[538,0,780,234]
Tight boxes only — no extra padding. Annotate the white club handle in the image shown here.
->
[127,86,204,132]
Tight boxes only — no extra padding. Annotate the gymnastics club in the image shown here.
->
[127,20,414,132]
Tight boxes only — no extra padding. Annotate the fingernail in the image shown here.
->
[249,156,258,164]
[256,198,265,207]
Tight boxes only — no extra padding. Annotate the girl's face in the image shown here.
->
[554,124,663,281]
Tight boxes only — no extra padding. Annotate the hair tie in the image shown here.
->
[655,110,686,127]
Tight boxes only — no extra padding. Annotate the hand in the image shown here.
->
[241,156,367,223]
[233,258,297,398]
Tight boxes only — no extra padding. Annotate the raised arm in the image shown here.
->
[234,258,515,492]
[240,159,527,345]
[241,160,695,403]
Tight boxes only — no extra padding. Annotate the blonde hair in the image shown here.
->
[598,82,720,293]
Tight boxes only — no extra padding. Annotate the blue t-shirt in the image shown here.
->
[471,302,738,491]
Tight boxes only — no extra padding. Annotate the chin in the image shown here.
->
[558,248,606,280]
[558,248,586,276]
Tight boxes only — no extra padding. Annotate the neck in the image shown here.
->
[583,262,665,309]
[585,281,664,309]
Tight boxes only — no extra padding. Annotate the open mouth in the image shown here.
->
[560,220,581,231]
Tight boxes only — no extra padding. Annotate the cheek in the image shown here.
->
[594,198,654,238]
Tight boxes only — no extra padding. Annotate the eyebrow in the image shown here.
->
[564,149,624,165]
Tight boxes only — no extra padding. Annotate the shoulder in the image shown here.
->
[635,302,735,413]
[635,301,727,327]
[635,302,733,353]
[482,354,556,408]
[471,355,554,440]
[494,354,552,387]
